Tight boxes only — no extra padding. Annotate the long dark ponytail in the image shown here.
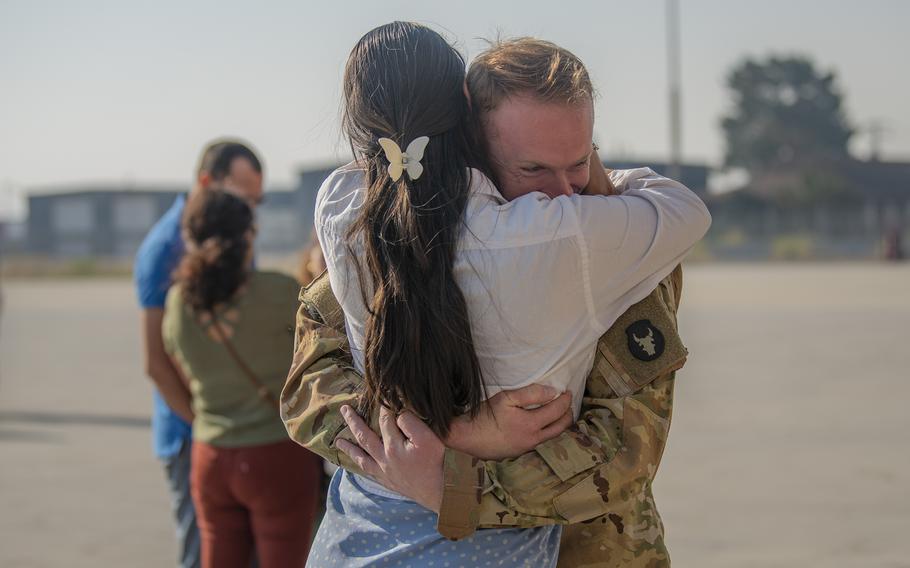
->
[343,21,484,437]
[174,189,254,313]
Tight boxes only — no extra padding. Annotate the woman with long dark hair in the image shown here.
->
[162,189,322,568]
[308,22,710,566]
[309,23,560,567]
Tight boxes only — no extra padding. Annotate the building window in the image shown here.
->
[51,197,94,236]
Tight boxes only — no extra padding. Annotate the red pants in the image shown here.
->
[190,439,322,568]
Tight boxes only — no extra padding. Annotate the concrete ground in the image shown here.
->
[1,263,908,567]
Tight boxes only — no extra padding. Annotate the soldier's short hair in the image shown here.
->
[466,37,595,114]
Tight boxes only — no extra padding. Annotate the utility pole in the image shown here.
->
[666,0,682,181]
[866,119,888,162]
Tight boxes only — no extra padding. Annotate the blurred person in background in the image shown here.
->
[133,139,264,568]
[163,189,322,568]
[883,226,904,261]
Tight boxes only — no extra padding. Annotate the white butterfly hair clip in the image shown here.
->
[377,136,430,181]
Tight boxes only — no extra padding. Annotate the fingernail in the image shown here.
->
[341,405,351,417]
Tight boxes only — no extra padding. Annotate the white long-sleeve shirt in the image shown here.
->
[315,165,710,418]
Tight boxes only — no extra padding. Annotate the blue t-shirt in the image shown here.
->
[134,195,192,459]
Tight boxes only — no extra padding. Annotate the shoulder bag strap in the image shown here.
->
[208,315,280,411]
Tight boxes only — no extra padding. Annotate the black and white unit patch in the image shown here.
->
[625,319,665,362]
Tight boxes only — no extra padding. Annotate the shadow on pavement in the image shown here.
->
[0,410,151,429]
[0,427,64,443]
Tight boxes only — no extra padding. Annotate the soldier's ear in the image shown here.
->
[463,80,473,111]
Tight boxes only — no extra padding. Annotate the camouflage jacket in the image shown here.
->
[281,267,686,568]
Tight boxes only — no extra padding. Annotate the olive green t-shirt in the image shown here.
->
[163,271,299,448]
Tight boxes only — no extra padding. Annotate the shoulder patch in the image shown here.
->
[625,319,665,362]
[588,274,687,398]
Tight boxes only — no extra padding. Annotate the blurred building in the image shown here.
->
[27,187,183,257]
[842,160,910,230]
[24,160,709,259]
[0,220,27,255]
[606,159,709,198]
[705,158,910,259]
[24,165,337,259]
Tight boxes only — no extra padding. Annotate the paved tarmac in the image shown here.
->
[1,263,908,567]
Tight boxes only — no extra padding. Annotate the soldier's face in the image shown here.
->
[483,95,594,202]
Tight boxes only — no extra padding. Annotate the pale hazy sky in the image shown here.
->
[1,0,908,218]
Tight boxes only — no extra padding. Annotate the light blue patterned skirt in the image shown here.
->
[306,468,561,567]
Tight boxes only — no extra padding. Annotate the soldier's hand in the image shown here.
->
[336,405,445,513]
[444,384,573,460]
[583,146,617,196]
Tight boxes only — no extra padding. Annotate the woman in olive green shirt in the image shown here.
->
[163,189,321,568]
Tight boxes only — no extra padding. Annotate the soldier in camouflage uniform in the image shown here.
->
[282,264,685,568]
[283,35,705,567]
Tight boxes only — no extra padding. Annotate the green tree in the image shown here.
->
[721,55,853,175]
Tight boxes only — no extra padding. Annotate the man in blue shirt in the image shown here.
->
[134,139,264,568]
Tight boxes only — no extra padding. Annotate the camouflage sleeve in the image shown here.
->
[430,373,675,533]
[280,278,372,477]
[473,373,674,528]
[436,447,486,540]
[279,283,481,540]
